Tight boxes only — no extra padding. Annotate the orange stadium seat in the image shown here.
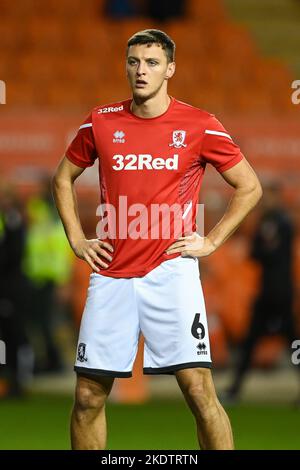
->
[112,18,153,39]
[26,0,100,19]
[0,57,17,81]
[0,0,19,17]
[46,82,85,108]
[62,56,101,82]
[66,20,113,53]
[24,17,67,51]
[8,80,41,107]
[187,0,226,22]
[213,23,257,59]
[0,0,47,19]
[166,21,207,58]
[2,0,293,115]
[0,21,24,51]
[17,52,62,83]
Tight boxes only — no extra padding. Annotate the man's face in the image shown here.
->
[126,43,175,101]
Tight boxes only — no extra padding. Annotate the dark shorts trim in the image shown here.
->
[74,366,132,378]
[143,361,212,375]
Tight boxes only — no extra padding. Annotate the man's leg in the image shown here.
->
[71,373,114,450]
[176,368,234,450]
[71,273,139,449]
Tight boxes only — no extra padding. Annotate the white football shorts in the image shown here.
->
[74,256,212,377]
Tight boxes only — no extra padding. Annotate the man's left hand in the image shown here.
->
[165,232,216,258]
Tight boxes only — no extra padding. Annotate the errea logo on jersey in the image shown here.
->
[113,130,125,143]
[98,105,124,114]
[112,154,178,171]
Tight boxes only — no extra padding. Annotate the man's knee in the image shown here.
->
[73,374,113,417]
[187,383,217,416]
[177,368,219,420]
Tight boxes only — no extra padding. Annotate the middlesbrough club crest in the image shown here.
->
[77,342,88,362]
[169,130,187,149]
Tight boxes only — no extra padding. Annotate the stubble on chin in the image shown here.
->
[132,85,163,104]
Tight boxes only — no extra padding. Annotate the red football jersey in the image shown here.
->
[66,97,243,278]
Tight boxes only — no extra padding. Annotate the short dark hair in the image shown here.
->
[127,29,176,63]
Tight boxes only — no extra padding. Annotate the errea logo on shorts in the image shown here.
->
[98,105,124,114]
[112,154,178,171]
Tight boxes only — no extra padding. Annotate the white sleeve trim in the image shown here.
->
[79,123,92,130]
[205,130,232,140]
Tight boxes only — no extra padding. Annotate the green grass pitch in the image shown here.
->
[0,394,299,450]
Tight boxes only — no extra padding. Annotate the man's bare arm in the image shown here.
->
[206,157,263,249]
[166,157,263,257]
[52,156,113,271]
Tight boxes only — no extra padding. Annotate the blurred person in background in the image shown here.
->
[53,29,262,450]
[104,0,186,21]
[0,181,33,398]
[146,0,186,22]
[224,180,298,403]
[104,0,139,18]
[23,176,73,374]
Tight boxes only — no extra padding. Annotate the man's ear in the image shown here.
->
[165,62,176,80]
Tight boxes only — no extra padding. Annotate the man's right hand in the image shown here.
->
[72,238,114,272]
